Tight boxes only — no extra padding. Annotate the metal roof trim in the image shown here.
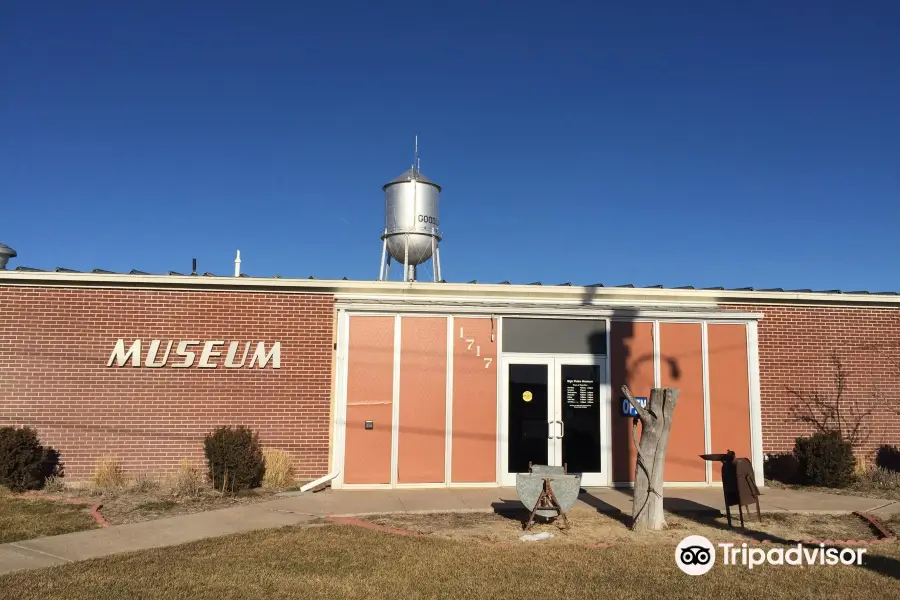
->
[3,271,900,307]
[334,299,764,321]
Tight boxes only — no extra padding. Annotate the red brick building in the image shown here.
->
[2,269,898,487]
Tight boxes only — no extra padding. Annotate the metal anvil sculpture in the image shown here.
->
[700,450,762,528]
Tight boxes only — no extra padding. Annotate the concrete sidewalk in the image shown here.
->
[265,485,900,518]
[1,486,897,576]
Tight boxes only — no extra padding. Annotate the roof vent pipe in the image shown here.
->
[234,250,241,277]
[0,243,16,269]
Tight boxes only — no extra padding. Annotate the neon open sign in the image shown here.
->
[620,396,647,417]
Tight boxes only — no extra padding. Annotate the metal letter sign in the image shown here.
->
[620,396,647,417]
[106,339,281,369]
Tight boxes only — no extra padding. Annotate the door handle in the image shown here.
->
[557,420,564,439]
[548,421,556,439]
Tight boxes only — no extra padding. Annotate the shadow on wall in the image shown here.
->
[583,284,683,483]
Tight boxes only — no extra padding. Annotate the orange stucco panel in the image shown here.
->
[660,323,706,482]
[451,318,498,483]
[343,316,394,485]
[398,317,448,484]
[708,324,752,482]
[609,321,655,483]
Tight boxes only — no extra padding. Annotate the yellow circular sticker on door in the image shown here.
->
[522,391,533,402]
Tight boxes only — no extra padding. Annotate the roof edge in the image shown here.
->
[2,270,900,308]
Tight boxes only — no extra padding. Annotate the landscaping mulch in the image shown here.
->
[52,486,284,525]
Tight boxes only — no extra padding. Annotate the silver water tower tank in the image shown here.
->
[377,139,442,282]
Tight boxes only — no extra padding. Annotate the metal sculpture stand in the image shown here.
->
[516,464,580,531]
[524,478,570,531]
[725,469,762,529]
[700,450,762,529]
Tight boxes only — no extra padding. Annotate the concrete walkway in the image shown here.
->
[1,486,897,576]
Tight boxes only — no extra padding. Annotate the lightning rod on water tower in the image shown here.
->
[378,137,443,282]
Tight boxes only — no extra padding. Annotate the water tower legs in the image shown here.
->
[433,242,441,282]
[403,235,410,282]
[377,232,441,282]
[431,236,440,283]
[378,237,389,281]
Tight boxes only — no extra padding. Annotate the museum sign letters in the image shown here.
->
[107,339,281,369]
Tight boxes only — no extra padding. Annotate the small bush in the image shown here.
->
[876,445,900,473]
[793,431,856,488]
[92,456,126,489]
[262,449,295,489]
[0,426,63,492]
[203,426,265,493]
[170,459,205,498]
[764,452,799,484]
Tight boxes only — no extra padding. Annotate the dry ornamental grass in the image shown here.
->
[262,449,295,489]
[168,460,206,498]
[91,457,126,490]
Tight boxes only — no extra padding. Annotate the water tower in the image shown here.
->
[378,138,442,282]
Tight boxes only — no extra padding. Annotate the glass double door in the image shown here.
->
[502,356,609,487]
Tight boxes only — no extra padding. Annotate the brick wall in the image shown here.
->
[0,285,335,480]
[725,303,900,460]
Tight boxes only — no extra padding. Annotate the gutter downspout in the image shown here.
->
[299,470,340,493]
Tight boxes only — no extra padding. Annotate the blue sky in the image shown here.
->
[2,1,899,290]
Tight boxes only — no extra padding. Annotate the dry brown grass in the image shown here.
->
[365,508,880,546]
[0,489,98,543]
[91,456,126,490]
[262,449,295,489]
[768,466,900,501]
[0,523,898,599]
[42,475,66,494]
[168,460,206,498]
[126,472,159,493]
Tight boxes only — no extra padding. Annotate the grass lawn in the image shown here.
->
[1,523,898,599]
[365,508,882,546]
[0,493,98,544]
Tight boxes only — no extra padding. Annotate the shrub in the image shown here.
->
[170,459,205,498]
[203,426,265,493]
[262,449,295,489]
[763,452,799,484]
[875,445,900,473]
[793,431,856,488]
[92,456,126,489]
[0,426,63,492]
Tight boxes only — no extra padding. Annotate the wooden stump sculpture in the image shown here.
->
[622,385,679,532]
